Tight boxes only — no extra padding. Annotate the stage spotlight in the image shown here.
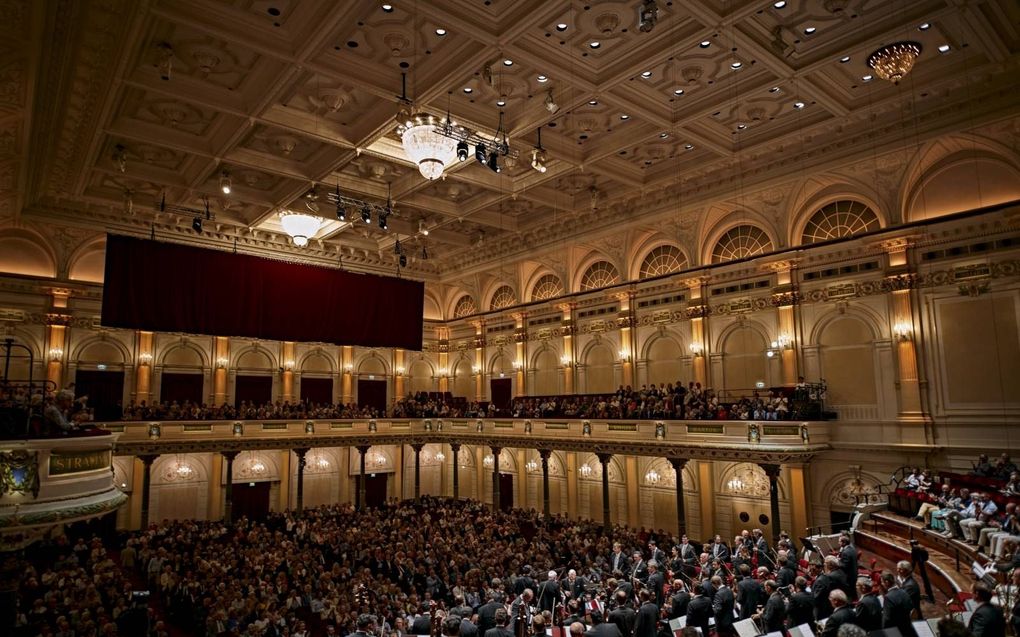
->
[456,141,469,161]
[379,212,388,230]
[475,142,487,164]
[399,253,407,267]
[487,151,500,173]
[192,217,203,232]
[361,205,371,224]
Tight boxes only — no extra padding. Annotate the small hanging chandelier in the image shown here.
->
[279,209,322,246]
[399,112,459,180]
[866,41,922,84]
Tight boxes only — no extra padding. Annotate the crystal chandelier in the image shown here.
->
[434,451,445,462]
[579,464,593,478]
[645,469,660,485]
[174,461,193,479]
[249,457,267,476]
[526,459,539,473]
[398,113,458,180]
[279,209,322,246]
[866,41,922,84]
[483,454,494,468]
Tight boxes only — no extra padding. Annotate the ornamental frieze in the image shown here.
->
[684,304,710,319]
[637,310,683,326]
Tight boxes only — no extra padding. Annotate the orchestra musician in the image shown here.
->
[646,561,665,609]
[509,589,534,636]
[668,579,691,620]
[853,577,883,632]
[711,575,736,637]
[710,535,731,563]
[787,577,815,628]
[633,590,658,637]
[735,564,764,620]
[678,535,698,576]
[484,608,514,637]
[608,590,636,637]
[753,529,775,571]
[757,580,786,633]
[686,584,712,636]
[537,571,562,613]
[880,571,916,637]
[610,543,629,577]
[821,590,855,637]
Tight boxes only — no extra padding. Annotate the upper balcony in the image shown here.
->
[106,417,829,464]
[0,431,125,549]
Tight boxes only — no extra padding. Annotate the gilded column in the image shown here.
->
[46,323,66,390]
[450,443,461,500]
[412,443,423,499]
[356,445,370,510]
[281,341,296,402]
[625,455,640,528]
[491,446,502,510]
[617,292,635,387]
[473,320,486,402]
[394,348,405,398]
[514,313,528,396]
[221,451,239,525]
[559,304,576,394]
[760,463,783,543]
[278,449,291,511]
[293,448,308,512]
[437,327,450,394]
[341,346,354,404]
[134,331,154,404]
[597,453,613,531]
[668,458,689,536]
[139,454,158,529]
[539,449,552,517]
[213,337,230,406]
[769,262,800,386]
[684,279,709,387]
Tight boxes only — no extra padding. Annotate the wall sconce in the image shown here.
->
[561,356,572,367]
[688,343,704,357]
[776,334,793,349]
[512,360,523,371]
[283,359,295,371]
[893,321,912,341]
[138,352,153,366]
[765,347,776,358]
[396,366,405,376]
[344,363,354,373]
[472,364,481,375]
[216,356,229,369]
[48,347,64,362]
[619,350,631,363]
[439,368,449,378]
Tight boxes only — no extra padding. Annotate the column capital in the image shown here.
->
[356,445,371,455]
[596,452,612,465]
[411,443,424,452]
[490,445,502,455]
[139,454,159,466]
[538,448,552,460]
[449,443,461,453]
[292,447,309,458]
[667,457,688,471]
[220,451,239,461]
[759,463,782,479]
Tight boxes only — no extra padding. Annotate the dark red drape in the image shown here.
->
[234,375,272,408]
[159,372,204,405]
[101,235,424,350]
[299,377,333,405]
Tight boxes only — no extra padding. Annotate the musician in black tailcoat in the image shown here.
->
[484,608,514,637]
[709,536,731,563]
[837,535,859,598]
[609,543,630,578]
[477,592,503,636]
[853,577,883,633]
[537,570,562,614]
[711,576,735,637]
[753,530,775,571]
[677,535,698,577]
[646,561,665,610]
[608,590,637,637]
[585,611,623,637]
[668,579,690,620]
[812,557,839,620]
[776,551,797,588]
[820,590,855,637]
[786,577,815,629]
[686,587,712,637]
[757,581,786,634]
[880,571,916,637]
[735,565,763,621]
[634,590,659,637]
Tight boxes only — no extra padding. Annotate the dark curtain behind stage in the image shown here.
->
[102,235,424,350]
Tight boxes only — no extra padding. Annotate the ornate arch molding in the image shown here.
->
[5,327,42,360]
[701,210,780,264]
[637,456,696,487]
[717,462,787,499]
[297,347,336,373]
[789,190,887,247]
[355,351,390,375]
[66,235,107,281]
[713,318,771,354]
[807,305,886,346]
[232,450,281,482]
[151,453,210,485]
[820,469,887,510]
[71,334,131,365]
[451,293,478,319]
[0,226,60,277]
[231,345,278,370]
[578,453,626,484]
[573,251,623,293]
[638,329,687,361]
[899,136,1020,221]
[157,340,209,369]
[529,341,563,369]
[407,353,437,378]
[524,268,565,302]
[578,335,621,366]
[487,347,514,374]
[484,281,519,311]
[628,237,690,281]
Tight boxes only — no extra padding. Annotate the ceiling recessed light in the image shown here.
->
[769,86,781,93]
[730,61,742,69]
[556,23,568,31]
[620,114,630,120]
[699,40,711,48]
[463,87,473,93]
[503,59,513,66]
[804,26,817,35]
[773,1,787,7]
[736,123,746,130]
[674,88,685,95]
[589,41,601,49]
[641,71,652,78]
[918,22,931,31]
[862,74,873,82]
[938,44,951,53]
[839,55,851,63]
[435,28,447,36]
[496,99,506,106]
[588,99,598,105]
[659,132,669,138]
[794,101,805,109]
[382,3,393,12]
[685,143,694,150]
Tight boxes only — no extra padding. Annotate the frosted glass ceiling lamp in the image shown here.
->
[279,209,322,247]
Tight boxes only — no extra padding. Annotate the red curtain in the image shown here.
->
[159,372,204,405]
[299,377,333,405]
[102,235,424,350]
[235,375,272,408]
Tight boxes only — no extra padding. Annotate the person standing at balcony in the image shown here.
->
[43,389,77,433]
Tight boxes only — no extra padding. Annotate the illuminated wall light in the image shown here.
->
[893,321,913,341]
[216,356,229,369]
[689,343,704,357]
[283,360,295,371]
[48,347,64,362]
[138,352,153,366]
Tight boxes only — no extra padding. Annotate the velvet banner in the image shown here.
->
[101,235,424,350]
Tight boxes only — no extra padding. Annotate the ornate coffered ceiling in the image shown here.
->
[7,0,1020,280]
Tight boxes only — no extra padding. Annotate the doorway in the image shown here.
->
[160,372,203,405]
[355,473,389,508]
[499,473,514,511]
[74,370,125,421]
[234,375,272,407]
[490,378,512,410]
[357,379,387,413]
[300,377,333,405]
[231,482,271,521]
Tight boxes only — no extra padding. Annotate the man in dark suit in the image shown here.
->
[509,589,535,636]
[631,551,648,584]
[609,590,637,637]
[821,590,854,637]
[686,587,712,636]
[736,565,764,620]
[837,535,859,591]
[896,561,922,619]
[515,567,537,596]
[776,551,797,588]
[610,543,630,577]
[563,569,588,602]
[633,590,659,637]
[710,576,735,637]
[753,530,775,571]
[968,584,1006,637]
[880,571,916,637]
[669,579,691,620]
[537,571,562,614]
[710,536,731,563]
[786,577,814,629]
[678,535,699,577]
[813,558,838,620]
[584,611,623,637]
[853,577,883,633]
[756,581,786,634]
[484,608,514,637]
[646,561,666,610]
[411,605,434,635]
[477,593,503,636]
[648,540,666,566]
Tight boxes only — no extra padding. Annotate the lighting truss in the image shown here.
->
[324,190,393,218]
[434,120,520,163]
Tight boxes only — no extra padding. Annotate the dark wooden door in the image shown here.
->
[499,473,514,511]
[300,377,333,405]
[490,378,512,409]
[231,481,271,521]
[73,370,125,421]
[357,379,387,413]
[355,473,389,508]
[160,372,203,404]
[234,375,272,407]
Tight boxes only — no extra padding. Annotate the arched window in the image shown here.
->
[580,261,620,291]
[801,200,881,244]
[711,225,773,263]
[532,274,563,301]
[639,245,688,278]
[453,295,476,318]
[490,285,516,310]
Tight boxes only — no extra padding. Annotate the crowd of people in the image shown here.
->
[14,496,1017,637]
[509,383,811,421]
[119,400,382,422]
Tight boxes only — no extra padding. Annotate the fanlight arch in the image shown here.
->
[453,294,477,318]
[531,273,564,301]
[580,261,620,291]
[639,244,688,279]
[711,225,773,263]
[490,285,517,310]
[800,200,881,244]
